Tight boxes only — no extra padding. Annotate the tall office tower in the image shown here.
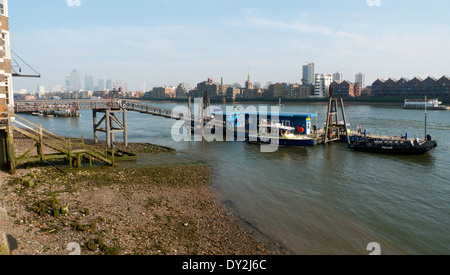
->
[85,75,94,91]
[302,62,315,85]
[355,72,365,89]
[65,74,71,88]
[0,0,13,114]
[333,72,343,83]
[98,79,105,91]
[114,80,123,91]
[139,82,146,93]
[106,79,113,90]
[70,69,81,91]
[314,74,332,98]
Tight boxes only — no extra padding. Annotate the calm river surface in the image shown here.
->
[20,101,450,255]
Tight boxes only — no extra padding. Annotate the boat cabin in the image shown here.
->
[223,112,318,136]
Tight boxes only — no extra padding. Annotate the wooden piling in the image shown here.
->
[106,109,111,148]
[123,109,128,146]
[93,110,99,144]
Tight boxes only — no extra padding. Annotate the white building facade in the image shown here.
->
[313,74,332,98]
[302,62,315,85]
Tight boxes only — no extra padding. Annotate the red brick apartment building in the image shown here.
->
[330,80,362,97]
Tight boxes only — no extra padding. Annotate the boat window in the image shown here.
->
[285,121,290,127]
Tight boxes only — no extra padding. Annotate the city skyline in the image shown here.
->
[8,0,450,92]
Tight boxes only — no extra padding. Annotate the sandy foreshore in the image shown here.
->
[0,136,285,255]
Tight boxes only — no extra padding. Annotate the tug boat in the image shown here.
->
[348,135,437,155]
[350,96,438,155]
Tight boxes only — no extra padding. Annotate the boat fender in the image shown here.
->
[297,126,305,134]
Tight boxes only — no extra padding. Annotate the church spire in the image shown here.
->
[246,67,253,90]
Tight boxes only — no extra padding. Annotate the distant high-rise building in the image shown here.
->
[98,78,105,91]
[333,72,343,83]
[302,62,315,85]
[106,79,113,90]
[65,74,71,88]
[355,72,365,89]
[314,74,332,98]
[37,85,45,94]
[70,69,81,91]
[85,75,94,91]
[139,82,146,93]
[50,85,62,93]
[114,80,123,91]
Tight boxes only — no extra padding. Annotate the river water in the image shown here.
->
[19,101,450,255]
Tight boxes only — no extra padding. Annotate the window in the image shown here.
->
[0,0,6,16]
[1,32,9,58]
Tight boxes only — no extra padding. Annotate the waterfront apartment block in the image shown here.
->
[0,0,12,119]
[150,86,176,99]
[302,62,315,85]
[175,83,193,99]
[371,76,450,98]
[330,80,361,97]
[314,74,332,98]
[266,83,314,99]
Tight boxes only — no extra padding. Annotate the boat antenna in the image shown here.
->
[424,96,427,139]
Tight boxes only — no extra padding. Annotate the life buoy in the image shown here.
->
[297,126,305,133]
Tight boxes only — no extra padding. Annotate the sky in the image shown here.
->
[8,0,450,92]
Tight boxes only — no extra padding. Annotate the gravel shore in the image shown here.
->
[0,136,285,255]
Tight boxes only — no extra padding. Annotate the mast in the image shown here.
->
[424,95,427,139]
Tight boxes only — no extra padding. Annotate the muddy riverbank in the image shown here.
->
[0,137,285,255]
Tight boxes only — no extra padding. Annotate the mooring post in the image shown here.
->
[200,98,204,140]
[68,137,72,168]
[6,112,16,174]
[106,109,111,148]
[93,109,99,144]
[38,124,44,162]
[188,97,192,141]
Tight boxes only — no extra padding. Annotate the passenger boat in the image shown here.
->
[403,99,450,110]
[348,135,437,155]
[211,110,321,146]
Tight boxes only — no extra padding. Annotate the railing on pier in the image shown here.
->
[8,115,135,168]
[14,99,226,130]
[15,99,123,113]
[122,101,188,121]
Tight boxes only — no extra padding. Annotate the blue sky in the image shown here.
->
[9,0,450,91]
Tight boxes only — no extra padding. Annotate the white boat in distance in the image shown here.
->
[403,98,450,110]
